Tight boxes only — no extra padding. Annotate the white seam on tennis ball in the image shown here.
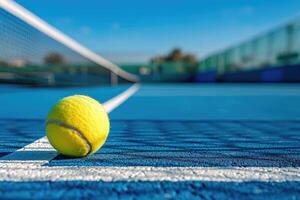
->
[46,119,92,156]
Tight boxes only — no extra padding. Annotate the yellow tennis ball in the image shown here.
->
[45,95,110,157]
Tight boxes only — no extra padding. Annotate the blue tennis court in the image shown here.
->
[0,84,300,199]
[1,0,300,199]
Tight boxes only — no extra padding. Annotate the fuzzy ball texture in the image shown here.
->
[46,95,110,157]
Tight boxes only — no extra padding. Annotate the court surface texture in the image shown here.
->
[0,84,300,199]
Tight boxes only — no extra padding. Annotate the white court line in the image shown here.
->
[0,166,299,182]
[0,84,140,173]
[104,84,139,113]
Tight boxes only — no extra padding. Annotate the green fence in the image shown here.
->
[199,18,300,74]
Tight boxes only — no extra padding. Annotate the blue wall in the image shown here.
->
[195,64,300,83]
[194,70,217,82]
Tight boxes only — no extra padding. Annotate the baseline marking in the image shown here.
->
[0,166,299,182]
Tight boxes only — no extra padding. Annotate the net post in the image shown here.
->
[111,72,118,86]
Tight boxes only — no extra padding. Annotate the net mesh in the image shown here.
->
[0,4,135,86]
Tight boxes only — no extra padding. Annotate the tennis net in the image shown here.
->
[0,0,138,86]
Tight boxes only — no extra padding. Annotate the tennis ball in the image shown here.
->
[46,95,110,157]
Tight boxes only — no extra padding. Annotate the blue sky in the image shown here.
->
[16,0,300,63]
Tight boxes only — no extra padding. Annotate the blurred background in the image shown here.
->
[1,0,300,86]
